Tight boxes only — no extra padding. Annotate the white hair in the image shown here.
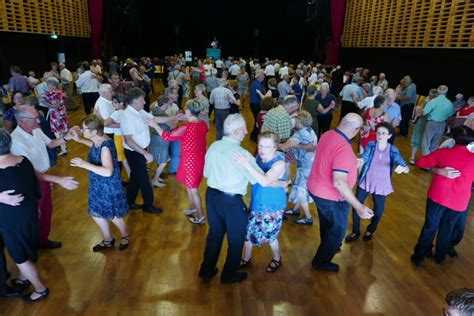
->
[438,85,448,95]
[372,86,383,96]
[224,114,246,136]
[320,82,330,90]
[99,83,112,94]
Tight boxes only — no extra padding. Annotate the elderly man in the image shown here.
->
[59,63,73,97]
[421,85,455,155]
[277,74,291,103]
[10,106,79,249]
[384,88,402,129]
[75,62,100,115]
[307,113,373,272]
[93,84,115,138]
[167,64,185,107]
[339,77,364,122]
[376,73,388,91]
[396,77,417,137]
[209,78,236,140]
[249,70,266,140]
[199,114,262,283]
[8,66,30,95]
[262,95,298,142]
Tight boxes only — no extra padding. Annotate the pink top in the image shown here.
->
[308,129,358,201]
[416,146,474,211]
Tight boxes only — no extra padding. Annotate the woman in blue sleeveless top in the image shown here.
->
[234,132,287,273]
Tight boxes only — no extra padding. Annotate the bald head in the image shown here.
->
[338,113,363,140]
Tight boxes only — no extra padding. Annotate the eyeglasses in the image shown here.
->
[376,131,390,135]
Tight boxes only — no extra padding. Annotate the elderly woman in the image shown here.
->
[346,122,409,242]
[147,101,208,224]
[3,92,24,133]
[235,132,287,273]
[0,129,49,301]
[69,115,130,251]
[280,111,318,224]
[316,82,337,136]
[194,84,210,127]
[236,66,249,104]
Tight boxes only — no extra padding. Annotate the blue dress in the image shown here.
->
[87,139,129,220]
[246,155,287,245]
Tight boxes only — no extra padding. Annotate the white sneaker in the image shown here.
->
[152,180,166,188]
[183,209,197,216]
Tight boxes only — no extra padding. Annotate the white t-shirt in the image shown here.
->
[358,96,377,110]
[264,64,275,76]
[11,127,51,173]
[229,64,241,76]
[60,68,73,83]
[120,106,153,151]
[215,60,223,69]
[110,110,124,135]
[75,70,100,93]
[94,97,115,134]
[279,66,289,78]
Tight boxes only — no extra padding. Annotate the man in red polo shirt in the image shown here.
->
[308,113,374,272]
[412,125,474,265]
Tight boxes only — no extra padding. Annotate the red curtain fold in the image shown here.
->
[88,0,103,58]
[325,0,346,65]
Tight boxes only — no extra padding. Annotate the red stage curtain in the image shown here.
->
[88,0,103,58]
[325,0,346,65]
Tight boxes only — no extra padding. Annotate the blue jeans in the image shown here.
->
[199,187,249,278]
[169,141,181,173]
[351,187,387,235]
[310,193,350,266]
[413,199,461,262]
[450,207,470,250]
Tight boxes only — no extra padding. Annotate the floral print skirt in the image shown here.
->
[246,210,284,245]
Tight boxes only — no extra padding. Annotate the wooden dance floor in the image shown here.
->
[0,94,472,315]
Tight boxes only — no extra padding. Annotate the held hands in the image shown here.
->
[355,204,374,219]
[0,190,24,206]
[66,126,81,141]
[57,176,79,190]
[394,165,410,174]
[439,167,461,179]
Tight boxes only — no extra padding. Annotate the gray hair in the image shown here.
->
[438,85,448,95]
[195,84,206,94]
[217,78,227,87]
[185,100,202,116]
[372,86,383,96]
[283,95,299,109]
[445,288,474,316]
[224,113,246,135]
[298,110,313,128]
[340,113,363,128]
[0,128,11,155]
[320,82,330,91]
[99,83,112,94]
[45,77,60,88]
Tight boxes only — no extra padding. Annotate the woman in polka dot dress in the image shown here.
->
[146,101,208,224]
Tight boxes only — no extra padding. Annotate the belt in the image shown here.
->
[207,186,243,198]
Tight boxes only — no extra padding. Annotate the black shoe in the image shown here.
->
[362,232,373,241]
[312,262,339,272]
[10,278,31,291]
[282,215,288,221]
[447,248,458,259]
[92,239,115,252]
[118,236,130,251]
[23,288,49,302]
[40,240,62,249]
[221,271,248,283]
[6,271,11,279]
[345,233,360,242]
[410,254,424,266]
[434,257,445,265]
[142,206,163,214]
[199,268,219,282]
[122,180,129,186]
[0,285,21,297]
[129,203,143,210]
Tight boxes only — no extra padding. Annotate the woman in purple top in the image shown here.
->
[345,122,409,242]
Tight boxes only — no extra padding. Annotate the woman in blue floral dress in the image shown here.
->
[69,114,130,252]
[234,132,287,272]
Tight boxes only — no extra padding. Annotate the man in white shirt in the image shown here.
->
[264,62,275,78]
[10,106,79,249]
[228,61,241,79]
[59,63,73,96]
[75,62,100,115]
[94,84,115,137]
[121,88,163,214]
[358,86,384,110]
[278,62,289,79]
[209,79,236,140]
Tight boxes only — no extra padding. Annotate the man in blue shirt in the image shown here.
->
[8,66,30,95]
[249,70,266,141]
[396,77,417,137]
[384,89,401,144]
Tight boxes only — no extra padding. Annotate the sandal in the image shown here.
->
[11,278,31,290]
[92,238,115,252]
[23,288,49,302]
[239,257,252,269]
[189,216,206,224]
[265,258,282,273]
[119,236,130,251]
[409,158,415,165]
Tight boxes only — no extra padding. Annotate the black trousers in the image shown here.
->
[0,235,6,289]
[250,103,260,141]
[317,114,333,136]
[125,149,154,209]
[199,187,248,278]
[400,103,415,136]
[81,92,99,115]
[339,100,359,122]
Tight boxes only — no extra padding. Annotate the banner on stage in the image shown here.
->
[206,48,221,60]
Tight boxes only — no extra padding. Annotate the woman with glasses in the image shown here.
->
[345,122,409,242]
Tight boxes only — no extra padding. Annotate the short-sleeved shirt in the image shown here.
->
[261,105,292,141]
[8,74,30,93]
[277,80,290,100]
[110,110,124,135]
[11,127,52,173]
[289,127,317,169]
[120,106,153,151]
[307,129,357,201]
[340,83,363,103]
[416,146,474,211]
[250,80,265,105]
[423,95,454,122]
[94,97,115,134]
[204,136,261,195]
[316,93,337,115]
[458,105,474,116]
[399,83,417,106]
[384,102,402,123]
